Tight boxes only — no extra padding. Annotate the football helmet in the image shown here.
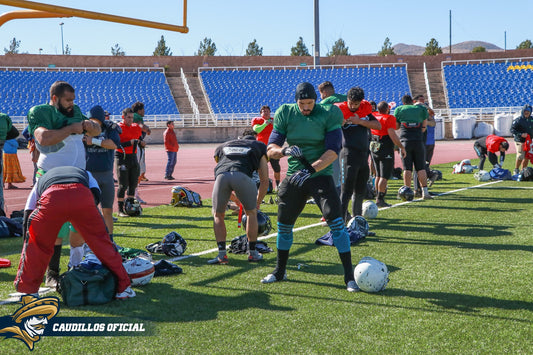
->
[123,257,155,286]
[161,231,187,257]
[229,234,248,254]
[362,200,379,219]
[124,197,142,216]
[241,211,272,236]
[398,186,414,201]
[346,216,369,237]
[430,169,442,181]
[353,257,389,293]
[474,170,491,182]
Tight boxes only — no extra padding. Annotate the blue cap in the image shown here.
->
[89,105,105,123]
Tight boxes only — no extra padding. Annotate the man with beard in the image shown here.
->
[26,81,101,288]
[261,82,359,292]
[335,87,381,220]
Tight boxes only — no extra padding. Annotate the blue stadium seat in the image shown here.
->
[0,69,179,116]
[199,65,410,114]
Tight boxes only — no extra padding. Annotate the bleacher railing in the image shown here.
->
[10,107,521,131]
[0,66,165,72]
[198,62,407,73]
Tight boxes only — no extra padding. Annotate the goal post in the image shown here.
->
[0,0,188,33]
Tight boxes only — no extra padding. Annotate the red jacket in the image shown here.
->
[164,127,179,152]
[486,134,507,153]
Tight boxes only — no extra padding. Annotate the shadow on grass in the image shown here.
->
[371,218,514,239]
[84,283,293,322]
[383,288,533,313]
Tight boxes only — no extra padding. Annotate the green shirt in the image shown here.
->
[0,113,13,142]
[27,104,86,136]
[393,104,428,124]
[133,112,144,124]
[274,103,343,177]
[320,93,347,106]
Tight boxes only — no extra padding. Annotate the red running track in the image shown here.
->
[2,139,515,215]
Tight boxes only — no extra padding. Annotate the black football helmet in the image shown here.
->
[398,186,414,202]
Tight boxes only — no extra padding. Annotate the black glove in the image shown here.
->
[282,145,303,158]
[288,168,314,187]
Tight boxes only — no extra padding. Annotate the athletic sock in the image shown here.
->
[248,241,257,251]
[339,251,354,284]
[273,249,289,280]
[217,241,226,252]
[275,180,280,188]
[118,201,125,213]
[377,192,386,201]
[48,244,62,274]
[422,186,429,195]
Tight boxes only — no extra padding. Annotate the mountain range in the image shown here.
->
[391,41,503,55]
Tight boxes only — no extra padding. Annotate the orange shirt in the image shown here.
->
[371,112,397,137]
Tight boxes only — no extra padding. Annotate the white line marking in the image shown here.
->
[169,180,507,261]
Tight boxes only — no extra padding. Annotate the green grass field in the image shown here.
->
[0,158,532,354]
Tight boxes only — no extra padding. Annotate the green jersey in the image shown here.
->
[393,104,428,124]
[27,104,86,136]
[320,93,347,105]
[133,112,144,124]
[0,113,13,142]
[274,103,343,177]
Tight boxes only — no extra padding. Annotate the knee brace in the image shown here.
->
[328,217,350,253]
[276,222,294,251]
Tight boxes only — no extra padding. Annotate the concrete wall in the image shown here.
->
[2,48,533,73]
[144,126,245,144]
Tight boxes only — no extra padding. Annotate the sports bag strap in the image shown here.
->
[82,280,89,305]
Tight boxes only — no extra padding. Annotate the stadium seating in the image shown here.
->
[443,61,533,108]
[0,69,179,117]
[200,65,410,114]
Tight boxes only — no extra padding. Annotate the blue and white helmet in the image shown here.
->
[346,216,369,236]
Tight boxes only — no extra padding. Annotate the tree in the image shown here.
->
[64,44,71,55]
[153,35,172,56]
[327,38,349,56]
[4,37,20,54]
[290,37,310,56]
[196,37,217,56]
[516,39,533,49]
[423,38,442,56]
[111,43,125,56]
[245,39,263,56]
[378,37,395,56]
[472,46,486,53]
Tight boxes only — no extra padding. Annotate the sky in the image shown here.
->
[0,0,531,57]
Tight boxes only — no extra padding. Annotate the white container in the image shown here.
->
[494,114,513,137]
[452,115,475,139]
[473,121,494,138]
[434,116,444,140]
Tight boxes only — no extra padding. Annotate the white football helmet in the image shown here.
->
[353,257,389,293]
[362,200,379,219]
[474,170,491,182]
[123,257,155,286]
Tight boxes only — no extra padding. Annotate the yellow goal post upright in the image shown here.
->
[0,0,188,33]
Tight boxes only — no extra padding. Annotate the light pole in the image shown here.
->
[39,48,43,55]
[59,22,64,55]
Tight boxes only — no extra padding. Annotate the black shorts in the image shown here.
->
[371,148,395,179]
[277,174,341,225]
[401,140,426,172]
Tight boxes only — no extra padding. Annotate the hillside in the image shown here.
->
[393,40,503,55]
